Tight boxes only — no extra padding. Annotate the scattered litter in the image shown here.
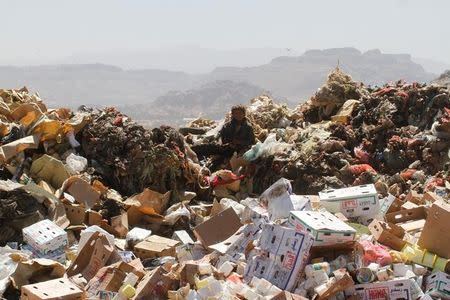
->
[0,69,449,299]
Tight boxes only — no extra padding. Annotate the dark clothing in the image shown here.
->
[219,119,256,151]
[190,119,256,172]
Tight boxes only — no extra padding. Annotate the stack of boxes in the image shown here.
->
[22,219,68,263]
[244,223,314,291]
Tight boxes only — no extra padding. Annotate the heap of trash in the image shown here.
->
[0,68,449,300]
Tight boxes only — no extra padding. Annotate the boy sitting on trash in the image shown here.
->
[191,105,256,171]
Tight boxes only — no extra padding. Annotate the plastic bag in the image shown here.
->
[360,240,392,266]
[0,247,30,296]
[66,131,81,148]
[259,178,293,221]
[66,153,88,174]
[243,133,291,161]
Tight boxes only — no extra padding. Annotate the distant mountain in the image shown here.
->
[0,47,438,125]
[0,64,198,108]
[119,80,265,127]
[206,48,435,102]
[63,47,295,74]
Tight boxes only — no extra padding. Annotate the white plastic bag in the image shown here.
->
[0,247,30,296]
[66,153,88,174]
[243,133,292,161]
[259,178,293,221]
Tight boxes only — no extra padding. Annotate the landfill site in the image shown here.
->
[0,66,449,300]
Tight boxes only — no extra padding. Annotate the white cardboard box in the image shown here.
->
[319,184,379,218]
[245,224,314,291]
[22,219,68,254]
[288,210,356,246]
[346,278,412,300]
[426,271,450,299]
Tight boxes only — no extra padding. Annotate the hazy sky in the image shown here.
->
[2,0,450,69]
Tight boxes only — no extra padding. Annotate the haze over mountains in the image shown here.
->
[0,47,446,126]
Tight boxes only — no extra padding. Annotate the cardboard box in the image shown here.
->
[425,271,450,299]
[310,241,361,262]
[193,207,242,247]
[385,206,427,224]
[64,203,86,225]
[209,223,262,262]
[288,211,356,246]
[368,220,406,251]
[134,235,180,259]
[401,201,419,210]
[419,202,450,259]
[22,219,68,254]
[86,260,145,296]
[172,230,194,245]
[319,184,379,218]
[290,195,312,211]
[245,224,314,291]
[66,232,115,281]
[21,277,84,300]
[405,190,423,205]
[241,197,270,224]
[66,178,101,209]
[346,278,412,300]
[422,192,443,203]
[133,266,178,300]
[270,291,308,300]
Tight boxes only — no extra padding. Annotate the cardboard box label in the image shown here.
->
[350,279,411,300]
[342,199,358,209]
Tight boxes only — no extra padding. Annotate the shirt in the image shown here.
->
[219,118,256,150]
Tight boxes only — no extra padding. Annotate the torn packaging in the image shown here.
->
[0,134,40,162]
[86,259,145,296]
[418,201,450,259]
[133,266,178,300]
[368,220,406,251]
[66,231,116,281]
[193,207,242,247]
[10,258,65,289]
[58,176,101,209]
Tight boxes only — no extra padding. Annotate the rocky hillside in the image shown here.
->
[120,80,265,126]
[432,70,450,89]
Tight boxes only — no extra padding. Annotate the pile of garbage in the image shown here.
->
[80,107,199,196]
[0,67,449,300]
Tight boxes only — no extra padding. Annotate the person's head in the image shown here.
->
[231,105,246,122]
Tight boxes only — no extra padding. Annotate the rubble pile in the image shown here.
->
[0,69,449,300]
[244,95,293,140]
[244,69,450,197]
